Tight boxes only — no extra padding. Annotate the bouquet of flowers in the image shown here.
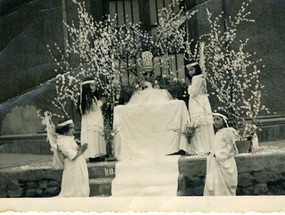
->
[173,122,198,144]
[102,123,119,143]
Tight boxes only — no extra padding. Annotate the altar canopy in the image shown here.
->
[111,89,190,196]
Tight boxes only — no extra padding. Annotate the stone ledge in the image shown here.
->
[0,132,81,155]
[178,151,285,196]
[1,151,284,197]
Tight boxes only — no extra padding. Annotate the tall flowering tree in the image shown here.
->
[42,0,197,121]
[194,0,269,141]
[43,0,145,120]
[42,0,268,146]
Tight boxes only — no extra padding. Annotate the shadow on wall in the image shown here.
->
[1,105,43,135]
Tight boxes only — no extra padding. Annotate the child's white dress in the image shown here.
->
[203,127,239,196]
[57,135,90,197]
[81,99,107,159]
[187,74,214,154]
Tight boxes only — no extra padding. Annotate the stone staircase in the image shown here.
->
[87,161,116,197]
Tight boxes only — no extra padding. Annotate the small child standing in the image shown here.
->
[56,119,90,197]
[203,110,239,196]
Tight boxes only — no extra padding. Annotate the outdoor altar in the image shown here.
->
[113,88,190,160]
[111,88,190,196]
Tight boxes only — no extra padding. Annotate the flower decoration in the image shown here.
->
[99,120,119,144]
[173,122,198,143]
[238,121,259,141]
[184,0,269,143]
[42,0,268,147]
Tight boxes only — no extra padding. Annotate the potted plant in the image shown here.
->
[235,120,259,153]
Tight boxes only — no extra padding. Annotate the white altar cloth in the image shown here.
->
[112,90,190,196]
[113,99,190,160]
[111,156,180,196]
[128,89,173,105]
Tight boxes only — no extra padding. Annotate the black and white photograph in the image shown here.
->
[0,0,284,212]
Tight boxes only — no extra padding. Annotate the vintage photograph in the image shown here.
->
[0,0,284,212]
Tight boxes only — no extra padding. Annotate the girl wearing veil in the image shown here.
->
[78,79,107,162]
[203,110,239,196]
[186,62,215,155]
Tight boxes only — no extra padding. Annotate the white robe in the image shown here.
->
[187,75,215,154]
[203,128,239,196]
[57,135,90,197]
[81,100,106,159]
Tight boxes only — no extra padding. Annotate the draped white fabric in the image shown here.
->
[113,99,190,160]
[111,89,190,196]
[112,156,180,196]
[127,89,173,106]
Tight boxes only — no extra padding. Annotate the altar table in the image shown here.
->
[113,99,190,160]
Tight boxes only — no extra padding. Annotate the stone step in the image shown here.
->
[89,178,113,197]
[87,161,116,179]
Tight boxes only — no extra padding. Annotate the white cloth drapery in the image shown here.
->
[113,99,190,159]
[112,156,180,196]
[111,89,189,196]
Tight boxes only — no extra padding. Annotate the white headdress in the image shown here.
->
[213,112,229,128]
[81,80,96,85]
[57,119,73,127]
[186,62,199,70]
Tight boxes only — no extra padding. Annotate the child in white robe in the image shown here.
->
[203,110,239,196]
[186,62,215,155]
[78,79,107,162]
[56,119,90,197]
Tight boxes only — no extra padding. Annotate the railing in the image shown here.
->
[116,53,186,86]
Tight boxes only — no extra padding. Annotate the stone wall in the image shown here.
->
[178,152,285,196]
[0,134,51,155]
[1,152,284,197]
[0,0,64,104]
[0,167,62,197]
